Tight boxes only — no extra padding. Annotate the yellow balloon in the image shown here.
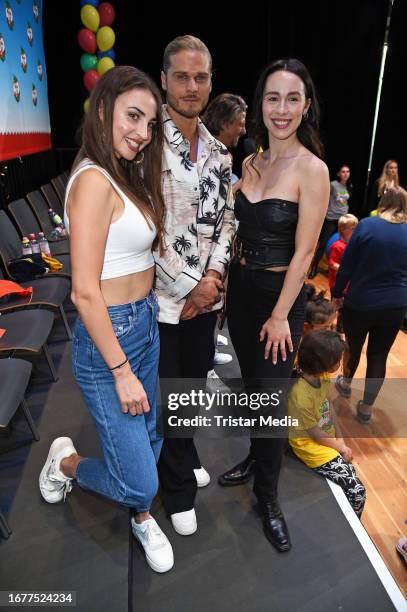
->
[96,26,115,52]
[80,5,100,32]
[97,57,115,76]
[83,98,90,113]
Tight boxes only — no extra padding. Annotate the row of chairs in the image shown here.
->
[0,171,72,539]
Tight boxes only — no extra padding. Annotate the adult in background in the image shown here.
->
[154,35,235,536]
[201,92,248,373]
[333,188,407,423]
[309,164,352,278]
[369,159,400,214]
[219,58,329,551]
[39,67,174,573]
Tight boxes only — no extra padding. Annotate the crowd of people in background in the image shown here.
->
[36,35,407,574]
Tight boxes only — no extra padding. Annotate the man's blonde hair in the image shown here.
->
[163,35,212,73]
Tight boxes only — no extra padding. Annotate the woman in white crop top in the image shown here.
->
[39,66,174,573]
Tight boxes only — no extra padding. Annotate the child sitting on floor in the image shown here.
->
[288,329,366,517]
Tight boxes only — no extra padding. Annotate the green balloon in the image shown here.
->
[80,53,98,72]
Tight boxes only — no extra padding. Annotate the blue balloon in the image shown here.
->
[98,48,115,60]
[326,232,339,257]
[80,0,99,6]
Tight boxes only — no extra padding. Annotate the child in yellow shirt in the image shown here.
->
[289,329,366,517]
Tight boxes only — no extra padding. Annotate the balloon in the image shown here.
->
[97,56,115,76]
[77,28,96,54]
[80,0,99,7]
[98,2,115,27]
[80,53,98,72]
[98,48,115,60]
[96,26,115,51]
[80,5,100,32]
[83,69,99,92]
[83,98,90,113]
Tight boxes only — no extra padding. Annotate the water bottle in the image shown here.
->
[28,233,40,254]
[48,208,66,236]
[21,236,32,256]
[38,232,51,256]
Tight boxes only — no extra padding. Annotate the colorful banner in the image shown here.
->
[0,0,51,161]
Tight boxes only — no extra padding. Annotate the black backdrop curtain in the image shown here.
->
[2,0,400,215]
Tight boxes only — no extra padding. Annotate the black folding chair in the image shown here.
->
[8,199,69,256]
[0,358,38,539]
[0,211,71,277]
[51,176,66,204]
[0,256,72,341]
[40,183,64,218]
[0,310,58,381]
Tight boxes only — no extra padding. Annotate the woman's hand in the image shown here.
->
[112,364,150,415]
[260,314,293,364]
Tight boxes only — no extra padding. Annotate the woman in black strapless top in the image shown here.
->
[218,59,330,552]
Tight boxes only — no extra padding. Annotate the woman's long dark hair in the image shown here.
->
[73,65,165,253]
[249,58,324,167]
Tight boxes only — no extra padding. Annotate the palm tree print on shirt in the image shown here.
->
[185,254,200,268]
[179,150,193,171]
[173,235,192,254]
[210,166,230,201]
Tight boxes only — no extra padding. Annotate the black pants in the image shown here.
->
[313,456,366,517]
[157,312,217,515]
[342,305,405,405]
[227,263,306,502]
[312,218,338,270]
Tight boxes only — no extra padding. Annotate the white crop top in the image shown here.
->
[64,159,156,280]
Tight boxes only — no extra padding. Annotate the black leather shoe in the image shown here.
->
[262,500,291,552]
[217,455,255,486]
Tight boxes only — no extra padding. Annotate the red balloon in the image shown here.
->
[98,2,115,26]
[83,69,100,92]
[77,28,97,54]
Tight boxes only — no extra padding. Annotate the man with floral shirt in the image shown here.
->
[154,35,235,536]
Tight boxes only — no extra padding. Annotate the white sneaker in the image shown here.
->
[131,516,174,573]
[194,466,211,487]
[39,437,76,503]
[213,351,233,365]
[170,508,197,535]
[216,334,228,347]
[207,369,219,379]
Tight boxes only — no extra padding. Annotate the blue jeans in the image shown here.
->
[72,291,162,512]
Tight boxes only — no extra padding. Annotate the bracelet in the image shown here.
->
[109,357,129,371]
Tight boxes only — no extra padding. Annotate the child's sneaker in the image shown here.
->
[131,516,174,573]
[39,437,76,503]
[335,375,352,398]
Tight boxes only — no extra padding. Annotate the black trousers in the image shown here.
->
[226,263,306,502]
[342,305,405,405]
[157,312,217,515]
[312,218,338,270]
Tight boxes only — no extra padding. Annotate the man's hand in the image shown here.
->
[188,274,223,310]
[180,295,201,320]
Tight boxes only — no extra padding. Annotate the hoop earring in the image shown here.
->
[134,151,144,165]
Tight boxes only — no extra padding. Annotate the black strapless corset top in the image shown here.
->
[234,190,299,268]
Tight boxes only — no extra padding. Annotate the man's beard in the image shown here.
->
[166,92,209,119]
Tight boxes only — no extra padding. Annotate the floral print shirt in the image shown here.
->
[154,105,235,324]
